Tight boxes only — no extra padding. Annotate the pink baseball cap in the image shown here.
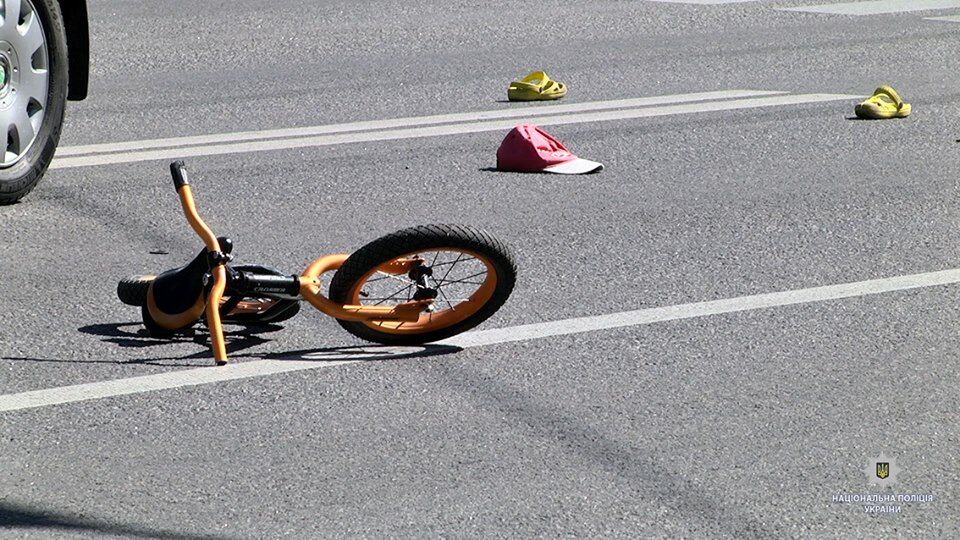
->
[496,124,604,175]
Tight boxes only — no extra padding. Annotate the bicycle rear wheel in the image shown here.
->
[117,269,299,324]
[117,275,155,306]
[328,224,516,345]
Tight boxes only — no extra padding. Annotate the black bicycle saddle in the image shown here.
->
[143,238,233,333]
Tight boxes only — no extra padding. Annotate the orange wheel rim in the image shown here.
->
[348,248,498,335]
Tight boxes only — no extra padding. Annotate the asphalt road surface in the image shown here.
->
[2,0,960,537]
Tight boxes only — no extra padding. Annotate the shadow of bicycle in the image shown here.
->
[71,323,461,365]
[265,343,461,363]
[66,321,284,365]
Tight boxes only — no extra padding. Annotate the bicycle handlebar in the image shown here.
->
[167,161,228,365]
[171,160,189,189]
[170,161,220,253]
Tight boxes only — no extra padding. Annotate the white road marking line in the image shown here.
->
[439,269,960,348]
[2,266,959,413]
[925,14,960,21]
[56,90,780,157]
[50,93,854,170]
[0,360,355,413]
[782,0,960,15]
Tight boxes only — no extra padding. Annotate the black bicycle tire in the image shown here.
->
[117,275,155,306]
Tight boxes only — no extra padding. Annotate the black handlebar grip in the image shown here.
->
[170,161,189,190]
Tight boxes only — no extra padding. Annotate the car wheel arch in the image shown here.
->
[57,0,88,101]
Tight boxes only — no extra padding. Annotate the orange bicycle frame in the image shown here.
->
[168,162,429,365]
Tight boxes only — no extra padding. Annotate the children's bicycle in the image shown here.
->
[117,162,517,365]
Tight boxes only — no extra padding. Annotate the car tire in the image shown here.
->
[0,0,68,204]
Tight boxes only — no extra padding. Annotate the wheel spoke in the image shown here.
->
[438,279,485,287]
[428,256,477,269]
[371,283,413,306]
[433,278,456,311]
[18,9,42,58]
[436,270,487,287]
[1,0,21,30]
[437,253,464,285]
[366,270,415,286]
[8,103,33,155]
[19,67,46,103]
[437,289,457,311]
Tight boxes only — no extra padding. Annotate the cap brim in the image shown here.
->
[542,158,604,175]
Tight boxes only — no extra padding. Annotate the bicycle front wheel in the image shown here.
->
[328,225,517,345]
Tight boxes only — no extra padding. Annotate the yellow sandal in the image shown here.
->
[855,85,911,119]
[508,71,567,102]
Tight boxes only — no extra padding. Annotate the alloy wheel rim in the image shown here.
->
[0,0,47,168]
